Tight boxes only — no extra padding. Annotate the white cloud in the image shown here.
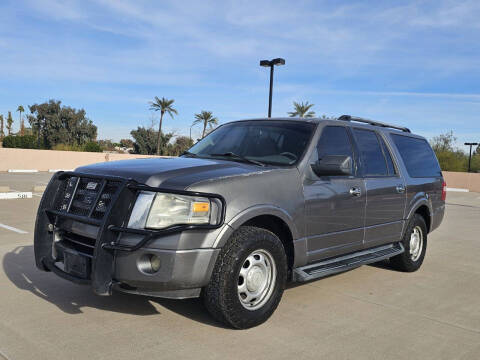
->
[1,0,479,141]
[25,0,86,21]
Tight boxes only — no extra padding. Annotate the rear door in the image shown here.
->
[303,125,366,262]
[352,128,406,248]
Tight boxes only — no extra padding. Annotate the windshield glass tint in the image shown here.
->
[187,121,315,165]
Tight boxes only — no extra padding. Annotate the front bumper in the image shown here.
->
[34,171,225,298]
[114,247,220,298]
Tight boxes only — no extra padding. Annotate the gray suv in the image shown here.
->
[34,115,446,328]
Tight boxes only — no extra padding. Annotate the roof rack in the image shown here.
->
[337,115,411,133]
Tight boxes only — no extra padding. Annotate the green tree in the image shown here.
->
[17,105,25,136]
[27,100,97,149]
[471,153,480,172]
[169,136,194,156]
[97,139,115,151]
[119,139,134,148]
[131,126,174,155]
[83,141,102,152]
[288,101,316,118]
[193,111,218,138]
[6,111,13,135]
[431,131,456,153]
[430,131,468,171]
[0,115,4,139]
[149,97,177,155]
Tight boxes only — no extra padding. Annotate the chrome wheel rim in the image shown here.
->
[409,226,423,262]
[237,249,277,311]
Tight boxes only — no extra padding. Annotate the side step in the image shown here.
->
[293,243,404,282]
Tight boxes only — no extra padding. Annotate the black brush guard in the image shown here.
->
[34,171,226,296]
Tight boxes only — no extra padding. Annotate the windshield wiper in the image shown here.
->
[181,151,198,157]
[210,152,265,167]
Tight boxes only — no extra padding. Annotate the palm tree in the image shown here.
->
[288,101,316,118]
[0,115,4,139]
[193,111,218,138]
[17,105,25,136]
[6,111,13,135]
[149,97,177,155]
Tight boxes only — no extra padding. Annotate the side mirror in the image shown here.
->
[311,155,353,177]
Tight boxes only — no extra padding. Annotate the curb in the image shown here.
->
[8,169,39,173]
[446,187,469,192]
[0,192,33,199]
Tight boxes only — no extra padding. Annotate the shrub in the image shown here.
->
[52,143,84,151]
[18,135,37,149]
[2,135,16,148]
[1,135,38,149]
[83,141,102,152]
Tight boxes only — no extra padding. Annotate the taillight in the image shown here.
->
[441,180,447,201]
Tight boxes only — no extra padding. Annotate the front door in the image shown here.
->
[351,128,406,248]
[303,125,366,263]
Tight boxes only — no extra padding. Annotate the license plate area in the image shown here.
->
[64,250,91,279]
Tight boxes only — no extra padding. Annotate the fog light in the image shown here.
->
[150,255,161,272]
[137,254,161,274]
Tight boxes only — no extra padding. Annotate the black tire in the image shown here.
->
[203,226,287,329]
[390,214,428,272]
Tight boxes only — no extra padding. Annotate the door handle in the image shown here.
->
[396,184,406,193]
[349,187,361,197]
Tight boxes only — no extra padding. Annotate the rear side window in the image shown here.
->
[391,134,442,177]
[353,129,388,176]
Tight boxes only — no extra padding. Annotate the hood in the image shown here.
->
[75,156,267,189]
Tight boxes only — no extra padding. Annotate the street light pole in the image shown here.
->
[189,123,194,141]
[465,142,479,173]
[260,58,285,118]
[268,65,274,118]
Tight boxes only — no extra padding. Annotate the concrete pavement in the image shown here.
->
[0,175,479,360]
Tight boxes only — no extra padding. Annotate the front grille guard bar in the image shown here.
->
[47,172,227,253]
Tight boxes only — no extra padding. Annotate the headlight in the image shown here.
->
[128,191,222,230]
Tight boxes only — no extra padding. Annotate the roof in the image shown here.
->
[228,115,411,133]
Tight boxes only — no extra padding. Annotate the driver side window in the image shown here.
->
[317,126,354,162]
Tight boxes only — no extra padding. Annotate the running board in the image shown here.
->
[293,243,404,282]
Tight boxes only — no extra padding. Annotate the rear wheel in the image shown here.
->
[203,226,287,329]
[390,214,427,272]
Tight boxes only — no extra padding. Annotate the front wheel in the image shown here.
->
[203,226,287,329]
[390,214,428,272]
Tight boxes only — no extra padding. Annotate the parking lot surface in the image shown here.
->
[1,173,479,360]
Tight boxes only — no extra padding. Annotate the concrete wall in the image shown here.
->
[443,171,480,193]
[1,148,479,192]
[0,148,161,171]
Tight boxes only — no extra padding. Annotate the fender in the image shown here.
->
[405,195,433,231]
[213,204,299,248]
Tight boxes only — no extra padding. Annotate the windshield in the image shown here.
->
[186,120,316,165]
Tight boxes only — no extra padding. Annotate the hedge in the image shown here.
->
[2,135,38,149]
[83,141,102,152]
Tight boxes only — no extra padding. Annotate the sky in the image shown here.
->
[0,0,479,150]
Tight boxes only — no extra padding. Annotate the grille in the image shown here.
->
[55,176,121,221]
[91,181,121,219]
[60,231,96,258]
[70,178,102,216]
